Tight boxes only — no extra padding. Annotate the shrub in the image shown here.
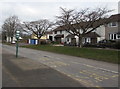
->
[111,42,120,49]
[97,41,120,49]
[40,40,47,45]
[109,40,116,43]
[51,41,60,44]
[83,43,98,48]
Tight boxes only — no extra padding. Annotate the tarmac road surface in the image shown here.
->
[2,44,119,89]
[2,48,85,87]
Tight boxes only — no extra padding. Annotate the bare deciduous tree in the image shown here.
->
[56,7,112,48]
[2,15,20,43]
[24,19,53,44]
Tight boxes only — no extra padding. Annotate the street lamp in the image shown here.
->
[16,30,20,58]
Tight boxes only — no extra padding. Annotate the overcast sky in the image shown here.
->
[0,0,119,31]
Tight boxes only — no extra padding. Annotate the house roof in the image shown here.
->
[66,32,100,38]
[109,14,120,22]
[45,31,53,34]
[84,32,100,38]
[66,34,75,38]
[53,20,107,32]
[54,26,65,31]
[53,14,120,32]
[53,19,106,32]
[54,34,64,38]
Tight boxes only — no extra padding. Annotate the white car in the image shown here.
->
[12,41,16,44]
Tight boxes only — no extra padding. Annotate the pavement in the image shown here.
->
[2,49,85,87]
[2,44,119,89]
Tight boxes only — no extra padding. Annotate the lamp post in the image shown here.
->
[16,30,20,58]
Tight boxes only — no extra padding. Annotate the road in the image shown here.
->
[2,44,119,88]
[3,49,85,87]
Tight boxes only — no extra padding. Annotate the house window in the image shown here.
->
[108,22,117,27]
[84,38,87,43]
[67,38,69,41]
[55,31,57,34]
[111,34,113,39]
[87,38,91,43]
[109,34,111,40]
[60,30,62,34]
[109,33,118,40]
[109,34,113,40]
[117,34,120,39]
[114,34,116,39]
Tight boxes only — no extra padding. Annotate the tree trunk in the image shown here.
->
[78,36,83,48]
[37,37,41,45]
[11,37,13,43]
[8,37,10,43]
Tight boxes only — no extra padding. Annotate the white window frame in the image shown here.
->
[54,31,57,34]
[109,33,118,40]
[109,34,112,40]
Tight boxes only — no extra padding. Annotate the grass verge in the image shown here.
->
[21,45,119,64]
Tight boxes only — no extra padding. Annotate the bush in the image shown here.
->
[111,42,120,49]
[40,40,47,45]
[83,39,120,49]
[64,42,77,46]
[83,43,98,48]
[97,41,120,49]
[109,40,116,43]
[40,39,52,45]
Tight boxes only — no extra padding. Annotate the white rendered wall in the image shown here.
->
[95,25,105,41]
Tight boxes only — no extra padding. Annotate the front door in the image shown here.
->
[49,36,53,41]
[71,38,76,45]
[91,38,97,44]
[55,37,61,43]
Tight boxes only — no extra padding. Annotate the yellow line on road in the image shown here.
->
[79,69,118,82]
[59,71,104,89]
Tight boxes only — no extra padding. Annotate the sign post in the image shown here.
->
[16,30,20,58]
